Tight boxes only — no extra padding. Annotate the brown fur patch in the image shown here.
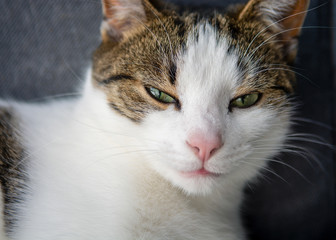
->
[0,107,26,232]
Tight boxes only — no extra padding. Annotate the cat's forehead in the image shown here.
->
[94,13,239,85]
[178,23,240,109]
[94,11,288,87]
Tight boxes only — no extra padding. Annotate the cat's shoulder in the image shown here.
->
[0,103,26,233]
[0,105,23,164]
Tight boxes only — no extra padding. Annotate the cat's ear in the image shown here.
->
[101,0,161,42]
[238,0,310,63]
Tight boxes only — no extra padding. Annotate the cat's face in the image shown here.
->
[92,0,308,195]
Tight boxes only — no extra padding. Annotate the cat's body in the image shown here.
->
[0,78,245,240]
[0,0,309,239]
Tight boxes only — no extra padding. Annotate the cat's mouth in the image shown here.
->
[179,168,221,178]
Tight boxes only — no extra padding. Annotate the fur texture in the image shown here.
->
[0,0,309,239]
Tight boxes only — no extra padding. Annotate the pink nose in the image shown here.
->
[186,133,223,162]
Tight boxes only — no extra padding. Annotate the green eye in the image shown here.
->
[147,86,176,104]
[230,93,260,109]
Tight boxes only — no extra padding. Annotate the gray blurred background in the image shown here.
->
[0,0,335,239]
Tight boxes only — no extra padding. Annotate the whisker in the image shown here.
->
[240,160,289,184]
[73,119,160,144]
[27,92,82,103]
[62,58,86,83]
[243,26,334,70]
[252,142,327,173]
[90,144,149,152]
[10,136,68,171]
[248,63,304,72]
[285,135,335,149]
[143,0,174,58]
[291,117,334,130]
[94,61,172,81]
[129,12,169,60]
[250,67,312,84]
[248,157,311,183]
[80,149,159,170]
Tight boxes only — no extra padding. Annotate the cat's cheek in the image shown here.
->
[141,108,188,159]
[232,107,291,165]
[230,108,282,139]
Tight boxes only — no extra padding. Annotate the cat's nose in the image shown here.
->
[186,133,223,162]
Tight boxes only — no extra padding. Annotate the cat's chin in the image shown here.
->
[151,163,224,196]
[177,172,224,196]
[179,168,222,178]
[174,172,224,196]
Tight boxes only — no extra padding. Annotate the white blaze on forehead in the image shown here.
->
[177,24,241,130]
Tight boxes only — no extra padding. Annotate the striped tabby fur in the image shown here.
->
[0,0,309,239]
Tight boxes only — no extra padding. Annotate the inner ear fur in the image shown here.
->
[101,0,162,42]
[238,0,310,63]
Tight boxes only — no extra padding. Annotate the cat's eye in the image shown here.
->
[230,93,261,109]
[146,86,176,104]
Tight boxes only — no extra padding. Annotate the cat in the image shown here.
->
[0,0,310,239]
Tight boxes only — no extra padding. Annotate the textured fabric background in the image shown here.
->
[0,0,335,239]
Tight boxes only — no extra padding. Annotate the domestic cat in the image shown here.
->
[0,0,310,239]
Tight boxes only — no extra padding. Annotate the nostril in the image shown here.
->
[210,147,218,156]
[186,133,223,162]
[186,141,200,155]
[194,146,200,153]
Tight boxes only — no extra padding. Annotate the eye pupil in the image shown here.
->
[230,93,260,110]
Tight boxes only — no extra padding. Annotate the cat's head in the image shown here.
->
[91,0,309,195]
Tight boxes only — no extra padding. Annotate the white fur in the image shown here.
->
[0,190,8,240]
[2,24,290,240]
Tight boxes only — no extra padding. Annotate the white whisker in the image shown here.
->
[240,160,289,184]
